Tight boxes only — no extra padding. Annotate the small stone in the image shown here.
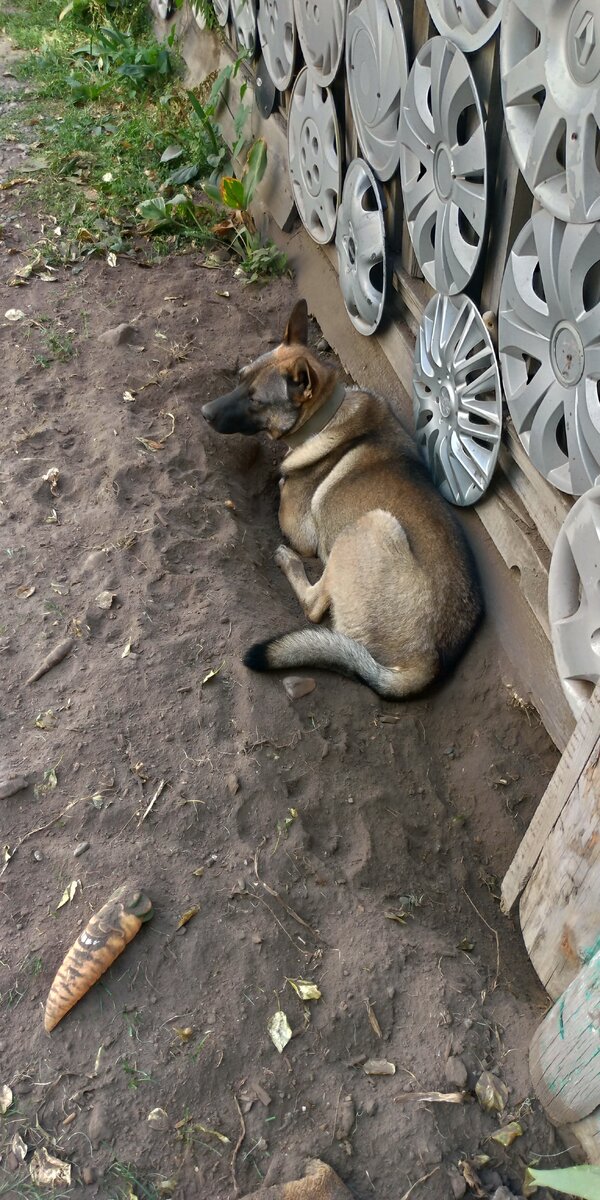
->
[33,850,43,862]
[98,322,139,347]
[82,1166,98,1186]
[226,773,240,795]
[492,1189,520,1200]
[74,841,90,858]
[448,1166,467,1199]
[445,1055,468,1089]
[88,1103,111,1148]
[283,676,316,700]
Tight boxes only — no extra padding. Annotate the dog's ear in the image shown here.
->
[283,299,308,346]
[287,356,318,400]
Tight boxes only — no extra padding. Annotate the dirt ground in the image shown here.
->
[0,41,570,1200]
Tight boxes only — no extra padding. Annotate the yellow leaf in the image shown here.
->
[177,906,199,929]
[490,1121,523,1147]
[57,879,80,909]
[193,1123,230,1145]
[202,664,223,684]
[287,978,321,1001]
[173,1026,194,1042]
[268,1009,292,1052]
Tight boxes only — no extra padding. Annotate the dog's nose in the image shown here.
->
[201,401,216,424]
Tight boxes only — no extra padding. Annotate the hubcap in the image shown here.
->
[433,145,453,201]
[567,3,600,85]
[550,322,585,387]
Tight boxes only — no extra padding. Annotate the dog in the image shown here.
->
[201,300,482,698]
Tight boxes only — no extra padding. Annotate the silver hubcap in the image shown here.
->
[257,0,296,90]
[501,0,600,223]
[549,485,600,719]
[293,0,346,86]
[288,68,341,244]
[345,0,409,182]
[399,37,487,296]
[424,0,503,52]
[335,157,387,336]
[413,293,502,506]
[233,0,256,52]
[498,209,600,496]
[212,0,230,27]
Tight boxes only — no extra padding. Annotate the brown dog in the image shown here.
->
[201,300,482,697]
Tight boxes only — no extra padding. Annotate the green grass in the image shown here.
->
[108,1160,163,1199]
[0,0,287,278]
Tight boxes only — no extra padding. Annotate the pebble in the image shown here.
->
[492,1189,521,1200]
[445,1055,468,1089]
[33,850,43,862]
[98,322,139,347]
[0,775,28,800]
[82,1166,98,1186]
[283,675,316,700]
[88,1103,111,1148]
[74,841,90,858]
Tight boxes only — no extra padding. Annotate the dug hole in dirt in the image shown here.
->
[1,44,566,1200]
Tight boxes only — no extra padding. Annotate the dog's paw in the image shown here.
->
[274,544,298,571]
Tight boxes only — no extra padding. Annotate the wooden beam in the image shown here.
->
[502,685,600,913]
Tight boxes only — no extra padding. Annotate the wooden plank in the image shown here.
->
[529,951,600,1125]
[499,423,573,552]
[502,685,600,913]
[520,747,600,999]
[475,485,550,637]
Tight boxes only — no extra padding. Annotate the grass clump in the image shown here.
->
[0,0,287,279]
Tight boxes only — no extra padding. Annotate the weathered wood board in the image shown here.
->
[502,685,600,917]
[519,744,600,1000]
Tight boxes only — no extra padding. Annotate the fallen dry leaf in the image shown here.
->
[267,1009,292,1053]
[29,1147,72,1188]
[57,879,81,910]
[490,1120,523,1147]
[0,1085,13,1114]
[42,467,60,496]
[121,639,132,659]
[16,585,36,599]
[5,308,25,322]
[287,978,321,1001]
[11,1131,27,1161]
[176,906,199,929]
[475,1071,508,1113]
[35,710,56,730]
[366,1001,382,1038]
[173,1026,194,1042]
[202,664,222,685]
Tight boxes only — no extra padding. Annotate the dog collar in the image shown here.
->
[285,380,347,449]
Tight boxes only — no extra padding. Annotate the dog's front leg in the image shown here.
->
[278,479,318,558]
[275,545,330,623]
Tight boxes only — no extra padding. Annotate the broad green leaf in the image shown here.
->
[525,1165,600,1199]
[137,197,168,222]
[168,164,200,186]
[160,144,183,163]
[220,176,246,211]
[203,181,222,203]
[241,138,267,208]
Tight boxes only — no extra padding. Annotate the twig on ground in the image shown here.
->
[254,838,323,943]
[0,796,83,878]
[399,1167,439,1200]
[138,778,166,825]
[394,1090,468,1105]
[462,886,500,990]
[231,1092,246,1198]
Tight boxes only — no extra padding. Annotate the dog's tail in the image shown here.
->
[243,628,437,699]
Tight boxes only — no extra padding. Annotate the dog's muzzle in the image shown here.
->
[201,384,260,435]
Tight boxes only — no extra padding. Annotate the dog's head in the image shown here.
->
[201,300,329,439]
